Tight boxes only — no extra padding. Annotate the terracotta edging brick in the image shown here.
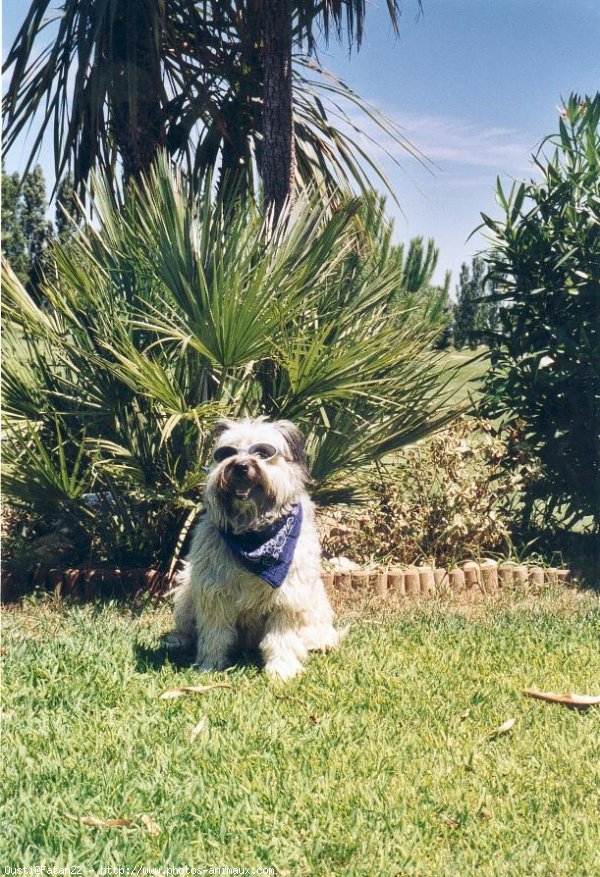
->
[322,560,572,598]
[1,560,573,605]
[0,566,175,604]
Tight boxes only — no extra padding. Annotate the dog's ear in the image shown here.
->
[208,418,235,446]
[274,420,308,469]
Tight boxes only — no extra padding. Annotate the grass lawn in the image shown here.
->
[2,587,599,876]
[442,346,490,405]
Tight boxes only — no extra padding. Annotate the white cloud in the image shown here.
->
[395,113,537,170]
[344,108,537,175]
[329,107,542,285]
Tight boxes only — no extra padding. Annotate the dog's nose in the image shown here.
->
[233,460,250,475]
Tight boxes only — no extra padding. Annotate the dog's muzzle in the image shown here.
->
[222,457,262,499]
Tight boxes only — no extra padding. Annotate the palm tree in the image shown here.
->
[261,0,404,216]
[3,0,423,203]
[2,157,458,569]
[3,0,214,185]
[261,0,295,217]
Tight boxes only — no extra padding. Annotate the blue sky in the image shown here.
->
[3,0,600,290]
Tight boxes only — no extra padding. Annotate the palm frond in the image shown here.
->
[2,157,462,567]
[3,1,427,201]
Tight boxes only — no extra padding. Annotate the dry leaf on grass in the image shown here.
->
[523,689,600,710]
[274,693,305,705]
[160,683,233,700]
[190,716,209,741]
[486,718,516,740]
[67,813,161,833]
[140,814,161,835]
[65,814,131,829]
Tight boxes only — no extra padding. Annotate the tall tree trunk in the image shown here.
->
[217,98,251,206]
[109,2,165,183]
[261,0,296,221]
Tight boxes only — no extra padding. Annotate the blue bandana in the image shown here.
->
[222,503,303,589]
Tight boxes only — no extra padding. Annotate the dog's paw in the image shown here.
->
[264,657,305,681]
[303,624,349,653]
[164,632,196,651]
[193,659,228,673]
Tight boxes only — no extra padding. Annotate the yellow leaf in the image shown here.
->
[190,716,209,741]
[523,689,600,710]
[140,814,161,835]
[487,718,516,739]
[160,683,233,700]
[65,814,131,828]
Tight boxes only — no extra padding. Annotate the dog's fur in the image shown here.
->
[169,417,341,679]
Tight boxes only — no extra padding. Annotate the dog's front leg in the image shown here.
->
[259,610,309,680]
[194,595,237,672]
[167,568,197,651]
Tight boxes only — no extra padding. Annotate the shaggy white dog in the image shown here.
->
[169,417,342,680]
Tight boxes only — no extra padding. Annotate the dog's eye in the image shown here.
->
[249,443,278,460]
[213,446,238,463]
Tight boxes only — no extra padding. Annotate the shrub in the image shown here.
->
[2,157,460,572]
[350,195,453,346]
[320,416,522,567]
[478,94,600,533]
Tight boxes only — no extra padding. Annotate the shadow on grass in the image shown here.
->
[133,639,263,674]
[134,642,181,672]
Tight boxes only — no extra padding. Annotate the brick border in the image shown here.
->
[321,561,572,596]
[0,566,174,604]
[1,559,572,604]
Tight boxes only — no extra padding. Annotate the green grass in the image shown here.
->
[443,346,490,405]
[2,588,599,875]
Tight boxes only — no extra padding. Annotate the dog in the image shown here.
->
[168,417,342,680]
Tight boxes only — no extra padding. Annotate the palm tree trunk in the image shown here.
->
[261,0,296,220]
[109,3,165,182]
[217,98,251,205]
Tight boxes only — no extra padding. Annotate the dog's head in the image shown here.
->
[204,417,309,532]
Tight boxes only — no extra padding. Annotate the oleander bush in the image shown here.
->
[320,416,528,567]
[2,157,461,573]
[478,94,600,534]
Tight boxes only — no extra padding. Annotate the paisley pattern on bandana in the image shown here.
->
[221,503,303,588]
